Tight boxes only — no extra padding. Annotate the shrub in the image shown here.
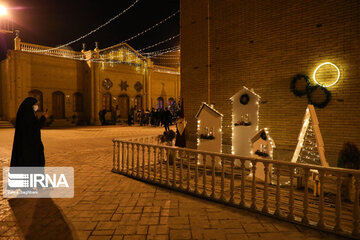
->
[337,142,360,170]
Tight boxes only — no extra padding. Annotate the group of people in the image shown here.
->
[10,97,186,170]
[100,106,181,132]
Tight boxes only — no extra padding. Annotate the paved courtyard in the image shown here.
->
[0,126,349,240]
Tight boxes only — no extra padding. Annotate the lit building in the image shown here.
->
[0,33,180,126]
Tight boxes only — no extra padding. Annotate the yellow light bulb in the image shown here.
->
[0,6,8,16]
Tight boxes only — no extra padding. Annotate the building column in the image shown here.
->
[91,62,101,126]
[146,59,153,110]
[8,52,17,120]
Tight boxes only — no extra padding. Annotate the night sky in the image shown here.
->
[0,0,180,60]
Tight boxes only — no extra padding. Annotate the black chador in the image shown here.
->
[10,97,46,167]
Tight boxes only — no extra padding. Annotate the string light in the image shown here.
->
[108,10,180,49]
[30,0,141,53]
[143,46,180,57]
[137,34,180,52]
[291,105,327,166]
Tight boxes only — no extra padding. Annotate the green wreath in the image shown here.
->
[290,74,310,97]
[240,94,250,105]
[306,85,331,109]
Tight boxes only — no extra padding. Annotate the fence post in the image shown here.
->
[352,175,360,236]
[203,154,208,197]
[117,142,120,172]
[211,156,216,198]
[334,172,342,232]
[179,150,184,189]
[274,165,281,217]
[220,157,225,201]
[288,166,295,220]
[229,158,235,203]
[240,159,246,207]
[262,163,270,214]
[112,140,116,171]
[251,161,257,210]
[317,170,325,228]
[302,168,310,224]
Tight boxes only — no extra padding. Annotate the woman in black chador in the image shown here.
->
[10,97,48,167]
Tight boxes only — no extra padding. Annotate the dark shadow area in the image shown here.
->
[8,198,73,240]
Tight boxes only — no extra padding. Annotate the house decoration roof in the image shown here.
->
[251,128,276,148]
[195,102,223,119]
[230,86,261,101]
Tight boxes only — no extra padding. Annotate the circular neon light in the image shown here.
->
[313,62,340,87]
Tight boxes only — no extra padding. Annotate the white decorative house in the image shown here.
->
[195,102,223,167]
[230,86,260,167]
[250,128,276,181]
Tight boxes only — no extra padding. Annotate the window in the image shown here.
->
[102,93,112,112]
[135,95,142,110]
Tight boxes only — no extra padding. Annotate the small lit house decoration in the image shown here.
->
[291,104,328,167]
[250,128,276,181]
[230,86,260,167]
[195,102,223,167]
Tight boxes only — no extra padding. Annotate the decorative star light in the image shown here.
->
[134,81,143,92]
[120,80,129,91]
[102,78,113,90]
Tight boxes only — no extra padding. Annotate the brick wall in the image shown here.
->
[181,0,360,165]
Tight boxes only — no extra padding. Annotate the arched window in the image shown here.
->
[157,97,164,110]
[135,95,142,110]
[102,92,112,112]
[29,90,43,111]
[118,94,129,118]
[52,91,65,119]
[73,92,83,112]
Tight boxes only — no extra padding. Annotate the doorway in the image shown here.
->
[52,91,65,119]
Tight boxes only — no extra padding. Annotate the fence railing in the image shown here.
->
[112,138,360,239]
[20,42,84,59]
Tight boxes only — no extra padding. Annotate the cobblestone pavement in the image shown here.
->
[0,126,349,240]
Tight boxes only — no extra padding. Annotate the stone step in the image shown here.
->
[49,119,76,128]
[0,121,14,128]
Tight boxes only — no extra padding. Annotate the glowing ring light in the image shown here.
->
[313,62,340,87]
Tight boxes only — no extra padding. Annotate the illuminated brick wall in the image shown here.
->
[181,0,360,165]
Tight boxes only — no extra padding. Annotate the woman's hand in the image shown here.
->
[43,109,49,118]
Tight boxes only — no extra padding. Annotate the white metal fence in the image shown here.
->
[112,137,360,239]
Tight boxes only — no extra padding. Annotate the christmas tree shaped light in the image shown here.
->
[291,105,328,167]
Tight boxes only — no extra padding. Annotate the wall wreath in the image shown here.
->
[240,94,250,105]
[290,74,310,97]
[306,85,331,109]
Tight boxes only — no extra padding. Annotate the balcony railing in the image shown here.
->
[20,42,84,60]
[112,137,360,239]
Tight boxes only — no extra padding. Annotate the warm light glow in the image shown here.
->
[0,6,7,15]
[313,62,340,87]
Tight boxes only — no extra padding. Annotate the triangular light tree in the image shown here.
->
[291,104,329,167]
